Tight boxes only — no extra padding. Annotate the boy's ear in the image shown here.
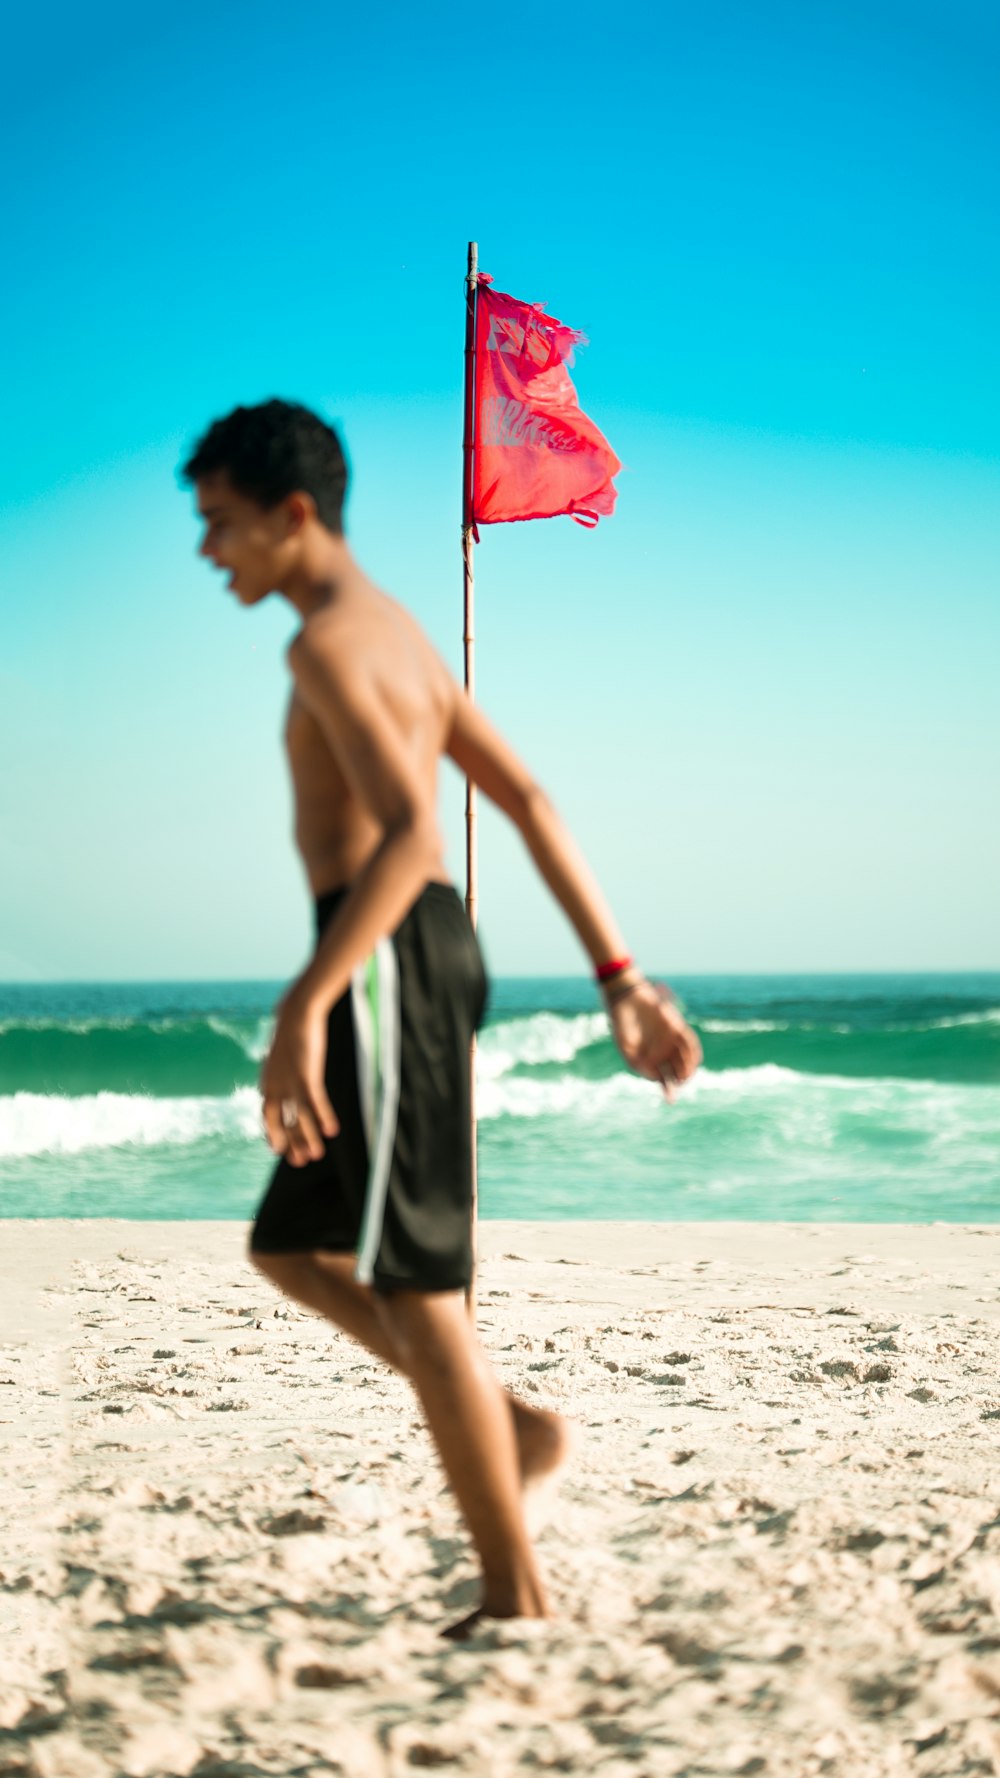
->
[284,491,316,534]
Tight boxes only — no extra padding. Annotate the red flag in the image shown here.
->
[471,279,621,528]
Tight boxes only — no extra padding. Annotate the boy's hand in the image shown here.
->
[606,978,702,1102]
[261,989,339,1166]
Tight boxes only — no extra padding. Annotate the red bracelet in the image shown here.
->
[595,955,634,983]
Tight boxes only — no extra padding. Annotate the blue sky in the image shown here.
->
[1,0,997,979]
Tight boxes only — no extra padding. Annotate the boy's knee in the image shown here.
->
[250,1248,308,1289]
[375,1288,467,1368]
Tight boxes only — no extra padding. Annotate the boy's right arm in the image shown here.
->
[445,687,702,1095]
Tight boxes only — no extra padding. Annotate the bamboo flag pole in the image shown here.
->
[462,239,479,1317]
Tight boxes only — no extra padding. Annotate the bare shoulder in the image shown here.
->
[286,602,388,718]
[289,589,456,732]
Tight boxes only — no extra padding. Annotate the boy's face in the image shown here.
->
[195,472,293,605]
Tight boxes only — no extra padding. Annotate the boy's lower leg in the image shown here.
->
[376,1286,551,1626]
[252,1249,569,1489]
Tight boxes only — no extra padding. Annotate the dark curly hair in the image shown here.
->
[181,399,348,534]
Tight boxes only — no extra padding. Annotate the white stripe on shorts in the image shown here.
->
[354,937,401,1287]
[350,957,377,1154]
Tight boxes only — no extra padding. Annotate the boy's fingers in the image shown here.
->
[646,1031,699,1089]
[662,1023,700,1083]
[262,1099,288,1154]
[618,1003,701,1093]
[312,1085,339,1138]
[674,1043,697,1081]
[285,1105,323,1166]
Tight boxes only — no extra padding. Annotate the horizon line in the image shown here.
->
[2,967,999,989]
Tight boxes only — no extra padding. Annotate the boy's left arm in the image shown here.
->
[445,685,702,1098]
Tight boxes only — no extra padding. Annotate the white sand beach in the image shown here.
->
[2,1219,999,1777]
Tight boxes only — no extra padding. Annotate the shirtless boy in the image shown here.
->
[182,398,702,1637]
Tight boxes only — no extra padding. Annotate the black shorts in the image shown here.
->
[250,881,488,1293]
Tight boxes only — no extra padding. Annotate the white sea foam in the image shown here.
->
[0,1013,273,1052]
[0,1089,262,1157]
[0,1066,808,1150]
[4,1051,997,1156]
[478,1062,833,1120]
[478,1070,653,1121]
[478,1061,1000,1122]
[206,1015,273,1061]
[476,1011,608,1080]
[699,1018,790,1034]
[0,1016,137,1036]
[683,1063,808,1093]
[700,1019,856,1034]
[918,1008,1000,1030]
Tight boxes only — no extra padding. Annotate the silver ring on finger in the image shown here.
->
[280,1098,300,1130]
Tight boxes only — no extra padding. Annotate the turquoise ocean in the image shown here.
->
[0,974,997,1223]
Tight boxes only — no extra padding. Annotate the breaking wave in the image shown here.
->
[0,1089,263,1158]
[5,1064,997,1158]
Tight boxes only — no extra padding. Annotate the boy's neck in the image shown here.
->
[280,532,358,619]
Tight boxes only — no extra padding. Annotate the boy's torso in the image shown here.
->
[284,580,454,896]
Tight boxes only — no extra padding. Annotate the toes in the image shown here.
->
[440,1607,487,1642]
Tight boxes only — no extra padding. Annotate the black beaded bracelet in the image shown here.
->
[602,974,646,1008]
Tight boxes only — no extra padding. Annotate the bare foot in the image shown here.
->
[440,1606,488,1641]
[512,1404,578,1536]
[440,1591,553,1641]
[513,1401,574,1484]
